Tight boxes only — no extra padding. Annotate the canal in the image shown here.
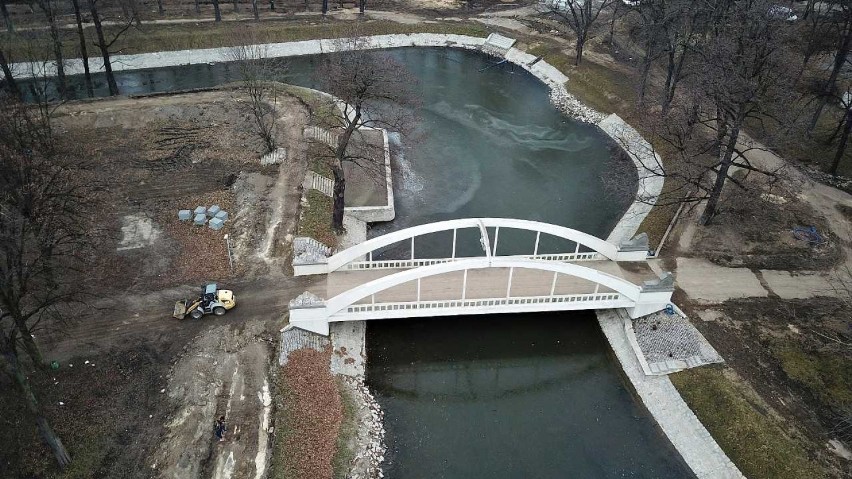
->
[34,46,691,478]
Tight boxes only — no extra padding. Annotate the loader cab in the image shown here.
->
[202,283,218,309]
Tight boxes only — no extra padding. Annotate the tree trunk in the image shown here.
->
[19,329,45,366]
[232,0,238,12]
[251,0,258,19]
[830,107,852,176]
[321,0,327,15]
[700,124,740,225]
[157,0,164,14]
[43,0,68,100]
[1,0,13,32]
[574,39,584,66]
[90,0,119,95]
[359,0,365,13]
[194,0,200,14]
[71,0,94,97]
[331,167,345,232]
[0,49,22,99]
[638,52,652,107]
[212,0,221,21]
[2,346,72,469]
[809,19,852,134]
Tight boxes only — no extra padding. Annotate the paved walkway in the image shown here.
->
[598,310,744,479]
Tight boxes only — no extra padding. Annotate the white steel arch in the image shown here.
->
[318,218,634,274]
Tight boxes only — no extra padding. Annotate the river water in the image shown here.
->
[43,47,690,477]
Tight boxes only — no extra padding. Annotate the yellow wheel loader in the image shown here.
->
[173,283,237,319]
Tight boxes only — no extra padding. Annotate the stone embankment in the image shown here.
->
[340,376,387,479]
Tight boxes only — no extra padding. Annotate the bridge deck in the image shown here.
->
[309,261,658,304]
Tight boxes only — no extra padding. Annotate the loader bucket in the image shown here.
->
[173,301,187,320]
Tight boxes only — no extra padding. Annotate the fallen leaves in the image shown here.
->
[280,347,343,479]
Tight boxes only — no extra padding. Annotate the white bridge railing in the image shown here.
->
[343,292,625,315]
[289,257,673,335]
[343,251,605,271]
[294,218,649,275]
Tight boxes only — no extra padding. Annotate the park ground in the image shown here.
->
[2,2,852,479]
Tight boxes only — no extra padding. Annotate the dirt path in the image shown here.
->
[152,320,274,479]
[40,276,317,362]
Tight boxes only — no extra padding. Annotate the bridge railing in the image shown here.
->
[293,218,649,276]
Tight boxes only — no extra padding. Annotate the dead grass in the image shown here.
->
[333,379,358,479]
[298,189,338,249]
[1,19,490,61]
[772,343,852,413]
[670,366,826,479]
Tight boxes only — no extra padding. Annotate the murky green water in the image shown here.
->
[44,47,689,478]
[369,314,690,478]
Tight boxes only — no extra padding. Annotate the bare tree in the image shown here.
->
[70,0,94,97]
[824,81,852,176]
[608,96,787,227]
[658,0,705,115]
[315,33,418,232]
[89,0,135,96]
[0,99,100,469]
[213,0,222,21]
[808,2,852,134]
[543,0,615,65]
[690,0,799,224]
[34,0,67,99]
[226,29,284,153]
[1,0,13,32]
[0,49,22,99]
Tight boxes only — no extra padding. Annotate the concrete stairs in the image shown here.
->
[305,170,334,197]
[304,125,338,149]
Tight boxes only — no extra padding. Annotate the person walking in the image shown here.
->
[214,415,227,442]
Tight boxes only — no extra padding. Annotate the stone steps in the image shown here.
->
[293,236,332,265]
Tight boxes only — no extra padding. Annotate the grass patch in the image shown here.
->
[298,189,338,249]
[670,366,826,479]
[2,19,490,61]
[772,343,852,411]
[527,42,575,76]
[565,59,637,117]
[333,380,358,479]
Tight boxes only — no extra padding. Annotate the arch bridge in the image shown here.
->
[289,218,673,335]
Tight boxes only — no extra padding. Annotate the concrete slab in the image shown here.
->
[329,321,366,378]
[117,214,161,251]
[675,258,767,302]
[760,270,834,299]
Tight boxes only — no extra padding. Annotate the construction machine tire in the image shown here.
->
[190,309,203,319]
[213,306,226,316]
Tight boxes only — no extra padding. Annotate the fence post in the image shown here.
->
[224,234,234,272]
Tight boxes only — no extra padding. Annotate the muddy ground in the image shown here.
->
[687,186,843,271]
[2,88,317,478]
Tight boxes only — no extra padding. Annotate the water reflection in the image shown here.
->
[368,314,693,479]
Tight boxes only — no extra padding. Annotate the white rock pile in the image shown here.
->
[342,376,387,479]
[549,86,605,124]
